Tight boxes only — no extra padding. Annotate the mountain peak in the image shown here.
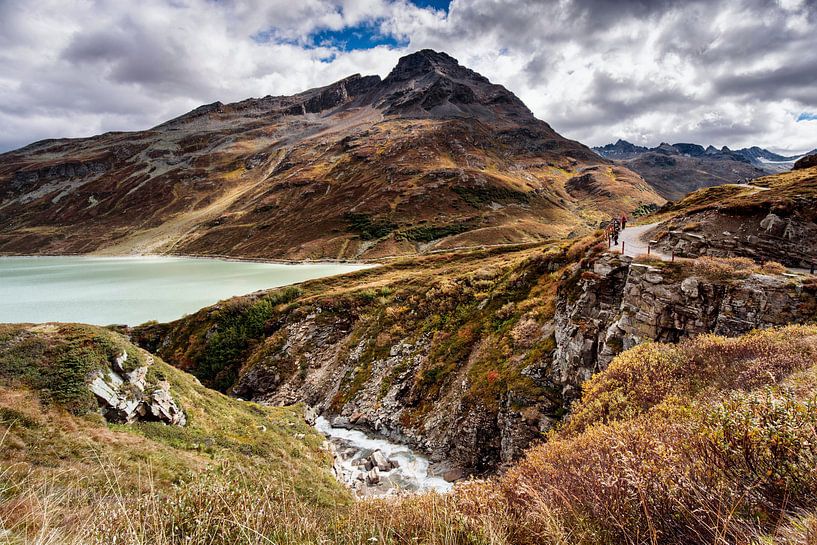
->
[372,49,531,122]
[384,49,479,83]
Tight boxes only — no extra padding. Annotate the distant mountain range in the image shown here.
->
[593,140,817,200]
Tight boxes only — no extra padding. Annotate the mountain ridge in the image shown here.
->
[0,50,662,260]
[594,138,815,164]
[592,139,817,200]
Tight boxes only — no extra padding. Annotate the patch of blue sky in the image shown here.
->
[797,112,817,122]
[252,20,409,53]
[252,1,449,51]
[409,0,451,12]
[311,23,408,51]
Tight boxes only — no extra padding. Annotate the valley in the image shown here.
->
[593,140,817,200]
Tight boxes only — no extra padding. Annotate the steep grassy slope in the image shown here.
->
[496,325,817,544]
[0,50,662,260]
[132,241,585,473]
[652,163,817,221]
[0,323,346,543]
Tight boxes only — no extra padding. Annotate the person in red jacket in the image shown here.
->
[620,214,628,230]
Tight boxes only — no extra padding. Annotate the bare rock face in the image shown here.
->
[88,351,186,426]
[549,254,817,400]
[794,154,817,170]
[551,254,631,398]
[656,209,817,268]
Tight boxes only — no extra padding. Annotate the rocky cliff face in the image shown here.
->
[137,248,569,476]
[650,166,817,268]
[655,209,817,268]
[550,254,817,402]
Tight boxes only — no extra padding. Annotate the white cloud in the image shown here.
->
[0,0,815,154]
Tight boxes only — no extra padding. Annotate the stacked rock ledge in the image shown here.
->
[88,350,186,426]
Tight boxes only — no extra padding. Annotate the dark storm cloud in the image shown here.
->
[715,59,817,101]
[62,20,214,96]
[433,0,816,149]
[0,0,814,153]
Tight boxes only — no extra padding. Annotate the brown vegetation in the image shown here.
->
[5,323,817,544]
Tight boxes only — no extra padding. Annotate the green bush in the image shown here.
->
[453,185,530,207]
[200,287,301,391]
[396,223,472,242]
[343,212,396,240]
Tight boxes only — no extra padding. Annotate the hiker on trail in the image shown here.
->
[620,214,627,230]
[608,218,620,246]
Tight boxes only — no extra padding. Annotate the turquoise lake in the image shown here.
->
[0,256,372,326]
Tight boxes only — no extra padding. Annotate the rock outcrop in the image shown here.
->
[89,350,186,426]
[548,254,817,400]
[655,208,817,268]
[794,154,817,170]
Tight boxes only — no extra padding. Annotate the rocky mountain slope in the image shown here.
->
[593,139,817,200]
[645,164,817,268]
[0,50,662,260]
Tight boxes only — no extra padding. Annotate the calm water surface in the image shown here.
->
[0,256,372,325]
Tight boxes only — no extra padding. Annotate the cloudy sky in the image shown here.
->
[1,0,815,154]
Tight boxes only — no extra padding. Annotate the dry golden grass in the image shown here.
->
[6,326,817,544]
[761,261,788,275]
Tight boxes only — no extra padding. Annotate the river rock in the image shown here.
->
[365,467,380,485]
[303,405,318,426]
[371,450,392,472]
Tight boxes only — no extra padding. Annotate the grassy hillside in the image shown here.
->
[0,323,346,543]
[4,323,817,544]
[131,238,610,473]
[648,164,817,224]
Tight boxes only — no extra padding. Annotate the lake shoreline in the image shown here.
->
[0,256,373,326]
[0,252,381,267]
